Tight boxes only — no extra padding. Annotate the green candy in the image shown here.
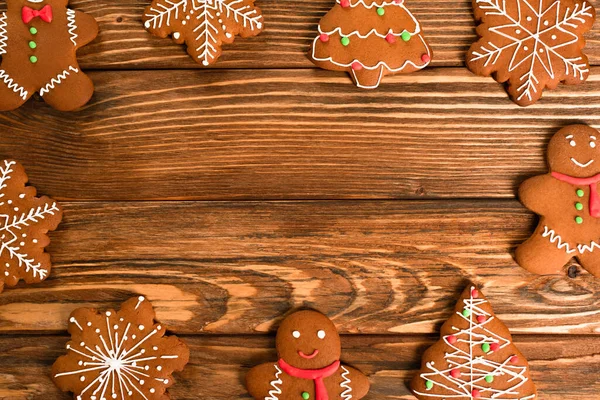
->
[425,380,433,390]
[482,343,491,353]
[485,375,494,383]
[575,202,583,210]
[575,216,583,224]
[29,55,37,64]
[462,309,471,318]
[577,189,584,197]
[377,7,385,15]
[301,392,310,400]
[401,31,411,41]
[29,27,37,35]
[28,41,36,49]
[341,36,350,46]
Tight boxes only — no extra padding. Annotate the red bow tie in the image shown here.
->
[22,5,53,24]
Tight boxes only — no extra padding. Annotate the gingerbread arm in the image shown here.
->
[70,10,99,48]
[340,365,370,399]
[518,174,554,215]
[245,363,283,399]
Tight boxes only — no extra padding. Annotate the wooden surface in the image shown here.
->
[1,0,600,398]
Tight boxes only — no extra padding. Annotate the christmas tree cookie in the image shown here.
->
[246,310,370,400]
[309,0,432,89]
[0,160,62,293]
[467,0,596,106]
[516,125,600,277]
[411,285,537,400]
[52,296,189,400]
[0,0,98,111]
[143,0,264,66]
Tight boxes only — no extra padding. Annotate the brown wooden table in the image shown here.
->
[1,0,600,398]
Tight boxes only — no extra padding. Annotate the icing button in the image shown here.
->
[575,216,583,224]
[576,189,584,197]
[301,392,310,400]
[28,41,36,49]
[341,36,350,46]
[401,31,411,41]
[377,7,385,15]
[29,27,37,35]
[481,343,491,353]
[425,380,433,390]
[485,375,494,383]
[29,55,38,64]
[575,202,583,210]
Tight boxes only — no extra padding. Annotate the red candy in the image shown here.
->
[447,335,457,344]
[450,369,461,378]
[340,0,350,7]
[490,343,500,352]
[319,33,329,42]
[351,61,362,70]
[472,389,481,398]
[421,53,431,63]
[471,289,479,298]
[510,355,519,364]
[385,33,396,44]
[476,315,487,323]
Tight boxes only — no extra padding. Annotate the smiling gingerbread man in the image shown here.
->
[246,310,370,400]
[516,125,600,277]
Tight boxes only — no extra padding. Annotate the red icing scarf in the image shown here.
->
[278,358,341,400]
[552,171,600,217]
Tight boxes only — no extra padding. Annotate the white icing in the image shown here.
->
[542,225,600,254]
[292,330,300,338]
[265,363,283,400]
[340,366,353,400]
[0,70,28,100]
[39,66,80,97]
[66,9,78,46]
[0,13,7,56]
[311,0,432,89]
[470,0,594,102]
[414,287,535,399]
[317,330,326,339]
[570,157,594,167]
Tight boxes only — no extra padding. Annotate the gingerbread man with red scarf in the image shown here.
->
[0,0,98,111]
[517,125,600,278]
[246,310,370,400]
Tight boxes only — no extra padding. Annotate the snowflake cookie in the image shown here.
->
[467,0,596,106]
[0,160,62,293]
[411,285,537,400]
[52,296,190,400]
[143,0,264,66]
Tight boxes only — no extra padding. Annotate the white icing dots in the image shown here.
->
[552,34,557,40]
[173,32,180,40]
[157,365,163,371]
[526,16,532,21]
[591,142,596,148]
[150,389,156,393]
[292,330,300,338]
[87,322,92,326]
[539,48,544,53]
[515,29,521,34]
[153,346,159,351]
[523,46,528,51]
[317,330,326,339]
[225,32,232,38]
[570,140,577,147]
[80,376,85,382]
[32,239,38,243]
[19,193,25,198]
[106,311,112,317]
[7,200,12,204]
[202,60,209,66]
[144,20,150,28]
[544,20,549,26]
[139,324,145,330]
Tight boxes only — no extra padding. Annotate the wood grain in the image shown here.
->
[48,0,600,69]
[1,334,598,399]
[1,200,599,335]
[3,68,600,200]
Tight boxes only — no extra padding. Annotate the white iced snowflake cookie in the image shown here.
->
[0,160,62,293]
[467,0,596,106]
[52,296,190,400]
[143,0,264,66]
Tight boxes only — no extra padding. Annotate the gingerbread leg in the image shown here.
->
[575,253,600,278]
[0,71,29,111]
[40,67,94,111]
[515,226,573,275]
[349,65,385,89]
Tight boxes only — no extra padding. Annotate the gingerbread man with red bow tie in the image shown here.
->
[0,0,98,111]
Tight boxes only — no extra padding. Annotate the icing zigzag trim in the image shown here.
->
[543,225,600,254]
[39,66,79,96]
[0,70,27,100]
[66,9,78,46]
[340,365,353,400]
[265,364,283,400]
[0,13,7,55]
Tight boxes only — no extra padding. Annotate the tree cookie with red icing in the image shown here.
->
[0,0,98,111]
[467,0,595,106]
[516,124,600,277]
[0,159,62,293]
[246,310,370,400]
[309,0,432,89]
[143,0,264,66]
[411,285,537,400]
[52,296,190,400]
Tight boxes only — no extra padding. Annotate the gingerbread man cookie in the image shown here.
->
[143,0,263,66]
[246,310,370,400]
[52,296,190,400]
[467,0,596,106]
[411,285,537,400]
[0,0,98,111]
[516,124,600,277]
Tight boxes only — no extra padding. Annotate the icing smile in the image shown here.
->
[298,349,319,359]
[571,157,594,168]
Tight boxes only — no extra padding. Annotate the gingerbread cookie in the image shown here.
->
[0,160,62,293]
[52,296,189,400]
[0,0,98,111]
[143,0,263,66]
[515,125,600,277]
[309,0,432,89]
[467,0,596,106]
[246,310,370,400]
[411,285,537,400]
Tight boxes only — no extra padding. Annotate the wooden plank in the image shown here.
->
[0,334,598,399]
[3,68,600,200]
[46,0,600,69]
[1,200,599,335]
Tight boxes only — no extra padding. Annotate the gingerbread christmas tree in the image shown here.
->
[309,0,432,89]
[411,285,537,400]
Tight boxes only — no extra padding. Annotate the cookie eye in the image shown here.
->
[591,142,596,148]
[292,331,300,338]
[570,140,576,147]
[317,330,326,339]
